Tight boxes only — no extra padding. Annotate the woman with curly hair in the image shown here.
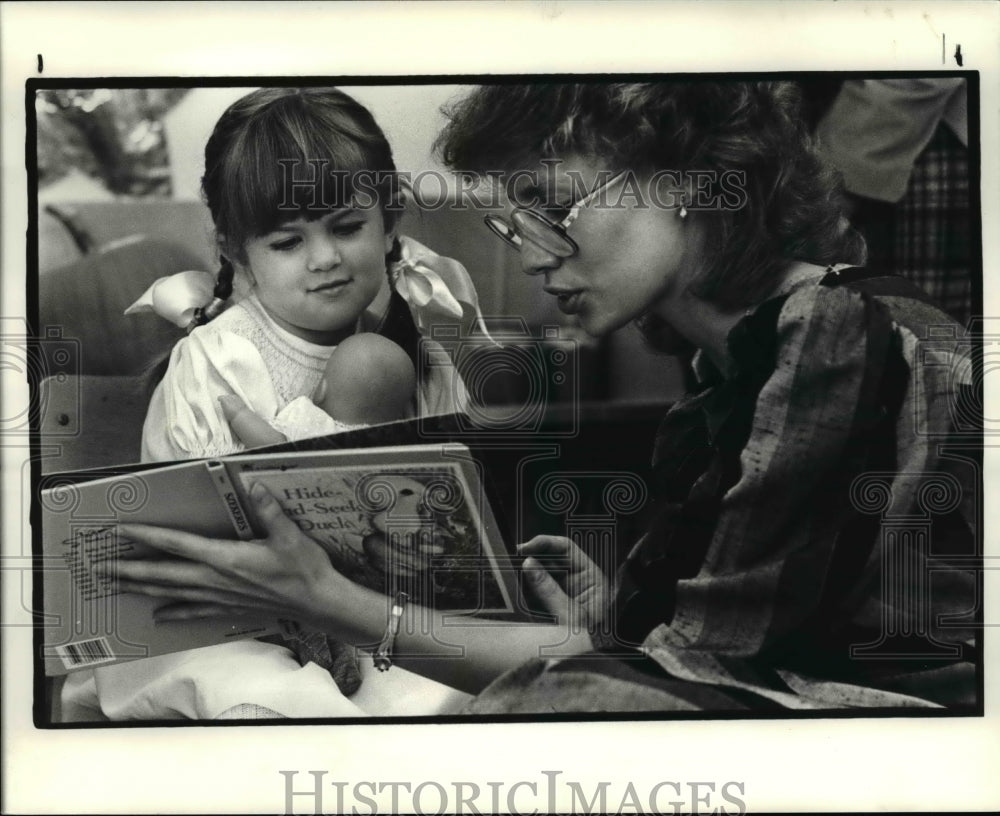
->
[104,81,977,714]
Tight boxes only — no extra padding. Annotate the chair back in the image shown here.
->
[38,374,150,474]
[38,237,205,377]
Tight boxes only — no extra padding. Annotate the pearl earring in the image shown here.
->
[679,195,689,220]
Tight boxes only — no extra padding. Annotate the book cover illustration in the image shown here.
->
[233,461,514,614]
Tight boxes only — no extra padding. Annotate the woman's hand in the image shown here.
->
[95,483,349,628]
[518,535,613,634]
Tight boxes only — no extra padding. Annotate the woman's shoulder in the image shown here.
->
[764,277,872,358]
[751,277,897,388]
[785,267,957,322]
[768,274,969,395]
[776,269,960,341]
[779,275,864,317]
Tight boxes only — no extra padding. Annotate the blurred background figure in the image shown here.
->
[814,78,971,326]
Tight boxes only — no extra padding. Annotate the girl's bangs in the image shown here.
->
[222,105,389,244]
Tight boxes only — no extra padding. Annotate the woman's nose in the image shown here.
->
[307,237,341,272]
[518,239,561,276]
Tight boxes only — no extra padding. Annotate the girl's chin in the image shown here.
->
[297,319,358,342]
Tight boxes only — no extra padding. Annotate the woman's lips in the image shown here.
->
[546,288,584,314]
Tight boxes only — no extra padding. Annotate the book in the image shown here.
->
[38,439,517,676]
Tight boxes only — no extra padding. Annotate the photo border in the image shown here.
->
[3,2,998,814]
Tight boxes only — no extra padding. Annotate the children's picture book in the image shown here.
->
[38,441,517,676]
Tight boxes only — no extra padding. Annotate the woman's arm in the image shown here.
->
[99,482,599,695]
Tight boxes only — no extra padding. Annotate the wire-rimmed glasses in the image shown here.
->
[484,170,627,257]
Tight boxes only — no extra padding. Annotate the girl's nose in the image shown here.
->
[307,237,341,272]
[518,238,562,276]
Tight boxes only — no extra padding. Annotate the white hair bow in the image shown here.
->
[123,269,218,330]
[390,236,496,344]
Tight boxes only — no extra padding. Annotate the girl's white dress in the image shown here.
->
[142,287,464,461]
[62,267,472,719]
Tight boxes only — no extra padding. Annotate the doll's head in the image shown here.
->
[315,332,416,424]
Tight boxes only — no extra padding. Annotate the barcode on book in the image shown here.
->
[56,637,115,669]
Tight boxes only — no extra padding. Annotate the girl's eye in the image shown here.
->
[269,236,301,251]
[330,221,364,238]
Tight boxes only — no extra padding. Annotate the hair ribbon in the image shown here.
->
[390,236,498,345]
[123,269,219,331]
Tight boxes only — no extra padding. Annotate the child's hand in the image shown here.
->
[218,395,288,448]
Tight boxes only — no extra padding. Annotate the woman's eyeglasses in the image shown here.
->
[484,170,627,258]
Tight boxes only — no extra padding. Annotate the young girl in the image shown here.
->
[62,87,484,720]
[126,87,477,460]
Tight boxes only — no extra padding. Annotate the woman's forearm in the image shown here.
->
[309,584,593,694]
[112,496,600,695]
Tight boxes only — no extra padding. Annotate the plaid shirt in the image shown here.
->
[610,269,978,708]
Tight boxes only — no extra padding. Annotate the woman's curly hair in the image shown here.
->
[436,81,864,312]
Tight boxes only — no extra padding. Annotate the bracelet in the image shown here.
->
[373,591,408,672]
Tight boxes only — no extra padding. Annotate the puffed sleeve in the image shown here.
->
[663,284,898,656]
[141,327,282,462]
